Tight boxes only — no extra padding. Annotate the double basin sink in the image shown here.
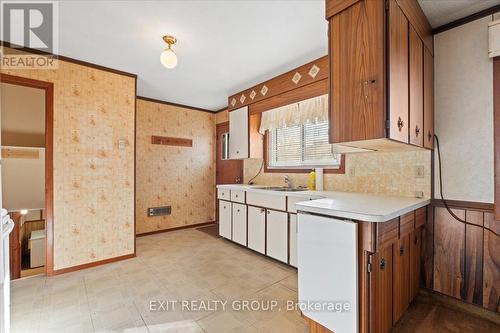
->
[258,186,308,192]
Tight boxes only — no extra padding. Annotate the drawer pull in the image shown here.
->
[237,209,240,212]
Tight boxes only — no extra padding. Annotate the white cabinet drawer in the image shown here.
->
[247,192,286,211]
[287,196,316,213]
[248,206,266,254]
[217,189,230,200]
[232,203,247,246]
[266,209,288,263]
[231,190,245,203]
[218,200,232,239]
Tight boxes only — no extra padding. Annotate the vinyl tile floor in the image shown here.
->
[11,228,500,333]
[11,228,305,333]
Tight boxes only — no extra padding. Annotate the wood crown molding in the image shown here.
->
[1,41,137,78]
[136,95,216,113]
[227,55,328,111]
[433,4,500,35]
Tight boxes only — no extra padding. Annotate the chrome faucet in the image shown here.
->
[284,175,293,189]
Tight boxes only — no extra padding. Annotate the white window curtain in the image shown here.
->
[259,94,328,134]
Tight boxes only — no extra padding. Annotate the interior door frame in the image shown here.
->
[0,73,54,276]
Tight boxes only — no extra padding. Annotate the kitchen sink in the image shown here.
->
[263,186,308,192]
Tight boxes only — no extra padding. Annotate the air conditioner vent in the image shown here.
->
[148,206,171,217]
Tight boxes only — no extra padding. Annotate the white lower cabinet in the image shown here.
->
[266,209,288,263]
[232,203,247,246]
[247,206,266,254]
[219,200,232,239]
[289,214,298,267]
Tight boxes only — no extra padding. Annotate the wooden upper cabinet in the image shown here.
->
[388,0,409,143]
[325,0,434,150]
[423,47,434,149]
[409,26,424,147]
[328,0,386,143]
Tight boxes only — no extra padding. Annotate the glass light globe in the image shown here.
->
[160,48,178,68]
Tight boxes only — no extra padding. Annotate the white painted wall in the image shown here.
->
[434,16,495,203]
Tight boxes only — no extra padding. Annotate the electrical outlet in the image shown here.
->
[415,165,425,178]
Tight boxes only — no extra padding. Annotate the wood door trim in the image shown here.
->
[1,73,54,276]
[494,57,500,220]
[52,253,135,275]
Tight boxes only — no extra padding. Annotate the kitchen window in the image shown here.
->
[267,120,341,169]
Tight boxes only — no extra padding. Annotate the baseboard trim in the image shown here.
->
[50,253,136,276]
[136,221,216,237]
[419,288,500,325]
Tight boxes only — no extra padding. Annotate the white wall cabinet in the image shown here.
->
[289,214,298,267]
[228,106,249,159]
[247,206,266,254]
[219,200,232,239]
[266,209,288,263]
[232,203,247,246]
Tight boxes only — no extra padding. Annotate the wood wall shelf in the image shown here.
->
[151,136,192,147]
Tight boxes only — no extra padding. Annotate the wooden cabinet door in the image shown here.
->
[409,25,424,147]
[247,206,266,254]
[409,227,422,301]
[328,0,385,143]
[423,47,434,149]
[289,214,298,267]
[266,209,288,262]
[219,200,232,239]
[370,245,393,333]
[393,234,411,324]
[232,203,247,246]
[228,106,249,159]
[388,0,409,143]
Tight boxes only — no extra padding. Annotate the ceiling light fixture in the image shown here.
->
[160,35,178,69]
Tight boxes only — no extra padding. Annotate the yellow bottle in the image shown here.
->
[308,170,316,190]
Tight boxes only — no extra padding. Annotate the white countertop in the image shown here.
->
[216,184,430,222]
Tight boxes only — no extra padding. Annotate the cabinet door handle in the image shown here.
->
[260,208,265,213]
[428,131,432,141]
[237,209,240,212]
[267,210,271,215]
[235,194,238,198]
[397,117,404,131]
[415,125,420,137]
[380,258,386,270]
[400,245,406,256]
[414,236,418,245]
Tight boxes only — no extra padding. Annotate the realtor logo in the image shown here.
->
[1,1,58,69]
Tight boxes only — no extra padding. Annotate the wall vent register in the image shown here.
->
[148,206,171,217]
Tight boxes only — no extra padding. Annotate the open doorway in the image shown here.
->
[0,74,53,279]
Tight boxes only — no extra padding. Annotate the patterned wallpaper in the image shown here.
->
[1,47,136,270]
[136,99,216,234]
[244,150,432,198]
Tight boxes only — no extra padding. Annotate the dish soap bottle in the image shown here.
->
[308,170,316,190]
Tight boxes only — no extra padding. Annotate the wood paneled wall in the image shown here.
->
[424,204,499,312]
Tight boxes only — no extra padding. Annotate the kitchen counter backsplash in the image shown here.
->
[244,150,431,199]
